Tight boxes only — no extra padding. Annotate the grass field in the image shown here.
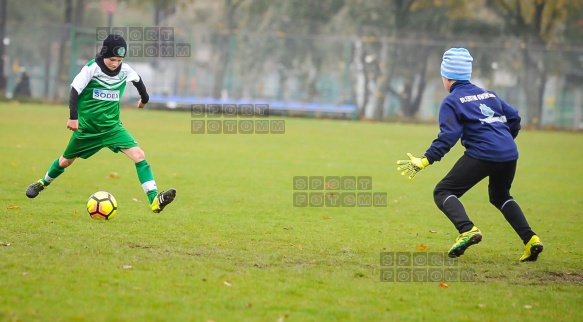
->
[1,102,582,322]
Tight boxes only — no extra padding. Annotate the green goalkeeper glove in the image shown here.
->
[397,153,430,180]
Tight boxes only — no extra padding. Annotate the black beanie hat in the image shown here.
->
[99,34,127,58]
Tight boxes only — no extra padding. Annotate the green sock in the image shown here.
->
[135,160,158,204]
[41,158,65,186]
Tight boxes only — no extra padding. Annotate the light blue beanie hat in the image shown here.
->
[441,48,473,80]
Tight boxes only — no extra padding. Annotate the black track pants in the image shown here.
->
[433,155,535,244]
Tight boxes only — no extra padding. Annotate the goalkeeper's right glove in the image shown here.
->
[396,153,430,180]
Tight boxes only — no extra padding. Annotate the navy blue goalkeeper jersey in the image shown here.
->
[424,81,521,163]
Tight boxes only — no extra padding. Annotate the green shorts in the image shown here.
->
[63,126,139,159]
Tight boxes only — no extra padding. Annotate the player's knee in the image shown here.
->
[59,156,75,168]
[488,194,506,209]
[135,148,146,161]
[488,189,510,209]
[433,187,446,208]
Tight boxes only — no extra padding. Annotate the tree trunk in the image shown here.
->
[359,46,369,118]
[306,52,322,102]
[353,39,367,118]
[385,44,430,119]
[0,0,7,97]
[521,47,546,127]
[408,55,428,117]
[56,0,73,101]
[372,39,389,120]
[74,0,85,25]
[212,0,239,99]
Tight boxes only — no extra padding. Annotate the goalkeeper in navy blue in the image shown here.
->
[397,48,543,262]
[26,34,176,213]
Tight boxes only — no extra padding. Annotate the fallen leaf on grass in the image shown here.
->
[524,305,532,309]
[298,244,303,250]
[7,205,20,209]
[416,244,428,250]
[429,230,437,233]
[224,281,232,287]
[107,172,119,179]
[322,215,331,220]
[439,282,448,288]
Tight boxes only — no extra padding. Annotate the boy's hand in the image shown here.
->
[138,99,146,108]
[67,119,78,131]
[396,153,430,180]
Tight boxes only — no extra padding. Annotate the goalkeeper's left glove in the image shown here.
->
[396,153,430,180]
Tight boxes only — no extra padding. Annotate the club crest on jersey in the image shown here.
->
[478,103,507,124]
[479,104,494,117]
[93,89,120,101]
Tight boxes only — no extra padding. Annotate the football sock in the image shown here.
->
[499,199,535,244]
[41,158,65,186]
[438,195,474,234]
[135,160,158,204]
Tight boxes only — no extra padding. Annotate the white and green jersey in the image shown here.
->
[71,59,140,134]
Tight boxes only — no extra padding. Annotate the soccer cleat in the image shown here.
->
[448,226,482,258]
[26,180,46,198]
[519,235,543,262]
[150,188,177,213]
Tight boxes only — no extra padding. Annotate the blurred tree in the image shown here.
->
[259,0,345,102]
[211,0,244,99]
[156,0,177,25]
[561,2,583,128]
[559,1,583,86]
[0,0,6,97]
[74,0,86,26]
[210,0,345,100]
[55,0,73,101]
[6,0,62,98]
[376,0,446,120]
[486,0,580,126]
[339,0,452,119]
[56,0,90,100]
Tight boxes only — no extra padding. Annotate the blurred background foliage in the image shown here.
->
[2,0,583,128]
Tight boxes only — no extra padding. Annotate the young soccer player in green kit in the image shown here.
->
[26,34,177,213]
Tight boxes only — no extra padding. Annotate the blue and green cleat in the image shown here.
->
[448,226,482,258]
